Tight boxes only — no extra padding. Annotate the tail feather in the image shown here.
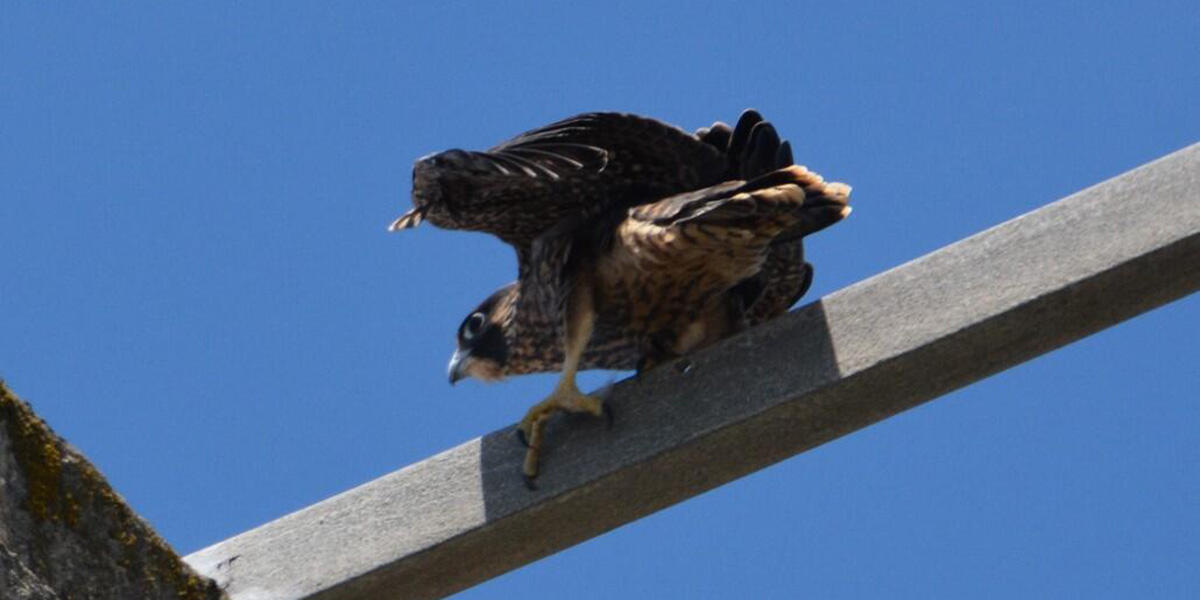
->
[743,121,783,179]
[775,141,793,171]
[727,110,765,163]
[698,109,795,181]
[695,122,733,151]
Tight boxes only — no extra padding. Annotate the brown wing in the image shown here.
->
[509,116,829,370]
[599,167,849,356]
[622,167,849,262]
[391,112,730,251]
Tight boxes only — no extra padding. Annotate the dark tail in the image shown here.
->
[696,109,795,181]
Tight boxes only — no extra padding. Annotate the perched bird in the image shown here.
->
[448,166,851,485]
[393,110,851,485]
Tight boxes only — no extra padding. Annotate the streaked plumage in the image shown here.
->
[402,110,851,485]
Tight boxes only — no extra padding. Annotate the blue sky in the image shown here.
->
[2,2,1198,597]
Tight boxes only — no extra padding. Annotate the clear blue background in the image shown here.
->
[2,2,1198,597]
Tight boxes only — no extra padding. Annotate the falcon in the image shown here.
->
[392,110,851,485]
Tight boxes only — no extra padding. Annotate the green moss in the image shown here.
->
[1,380,225,600]
[1,380,64,521]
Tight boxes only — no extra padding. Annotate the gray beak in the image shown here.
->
[447,349,469,385]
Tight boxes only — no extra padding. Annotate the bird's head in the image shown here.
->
[447,283,517,385]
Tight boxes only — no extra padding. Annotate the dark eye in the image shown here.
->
[462,312,486,340]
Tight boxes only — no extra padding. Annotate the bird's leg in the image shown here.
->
[517,277,603,484]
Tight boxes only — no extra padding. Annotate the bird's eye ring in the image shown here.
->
[463,312,486,340]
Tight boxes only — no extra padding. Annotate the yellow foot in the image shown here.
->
[515,382,609,487]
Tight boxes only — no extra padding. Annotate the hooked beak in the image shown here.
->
[447,348,469,385]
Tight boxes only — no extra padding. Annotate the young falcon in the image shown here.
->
[448,165,852,485]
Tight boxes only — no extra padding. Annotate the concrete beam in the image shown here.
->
[186,144,1200,599]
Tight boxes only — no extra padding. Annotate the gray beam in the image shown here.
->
[185,144,1200,600]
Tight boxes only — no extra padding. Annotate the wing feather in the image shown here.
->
[399,111,731,250]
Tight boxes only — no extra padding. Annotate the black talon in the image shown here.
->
[515,427,529,447]
[523,473,538,491]
[602,402,615,430]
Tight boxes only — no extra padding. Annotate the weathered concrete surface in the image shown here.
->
[0,381,225,600]
[187,143,1200,600]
